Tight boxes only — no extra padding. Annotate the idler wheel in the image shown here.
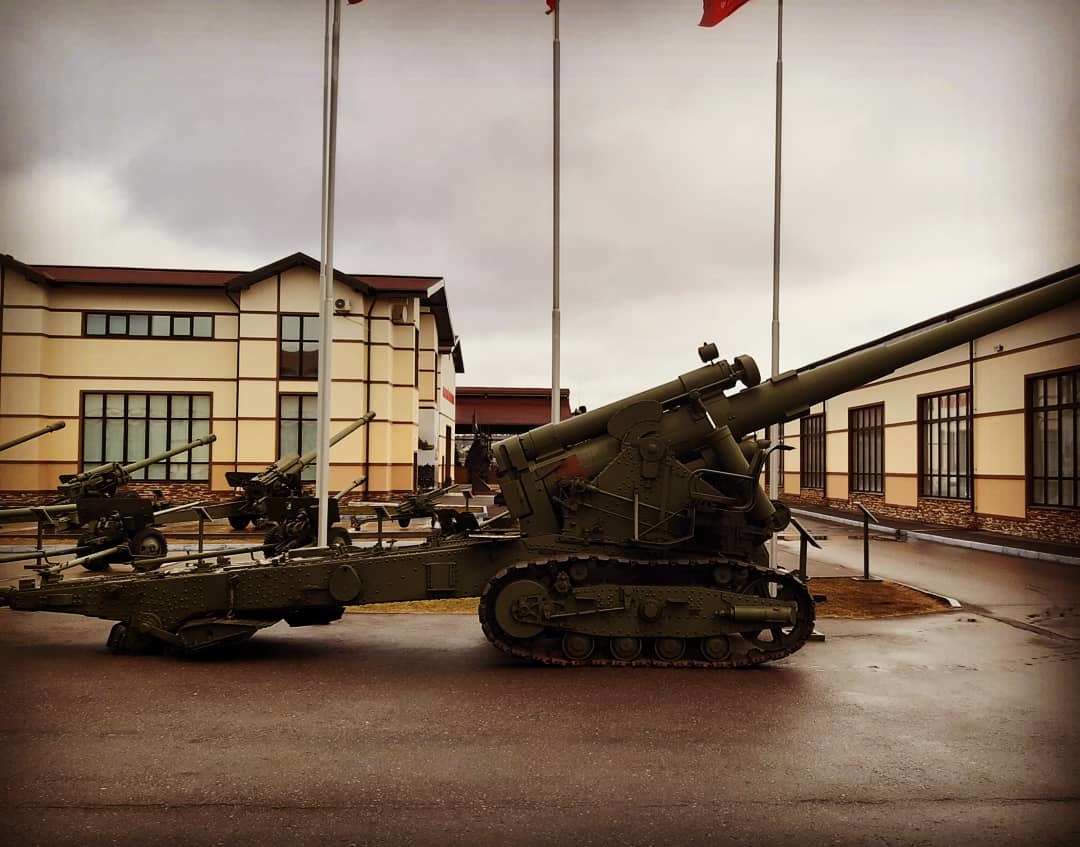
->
[492,579,548,639]
[562,632,595,660]
[653,637,685,661]
[700,635,731,662]
[609,636,642,661]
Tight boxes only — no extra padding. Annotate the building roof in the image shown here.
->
[456,387,572,430]
[800,263,1080,373]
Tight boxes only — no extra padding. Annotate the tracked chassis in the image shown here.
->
[1,538,815,667]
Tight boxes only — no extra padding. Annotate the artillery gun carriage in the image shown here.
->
[0,435,217,571]
[2,268,1077,666]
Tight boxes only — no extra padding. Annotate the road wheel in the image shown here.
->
[326,526,352,548]
[129,527,168,571]
[228,515,251,530]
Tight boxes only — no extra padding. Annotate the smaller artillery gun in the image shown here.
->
[154,414,376,556]
[0,434,216,572]
[0,421,66,453]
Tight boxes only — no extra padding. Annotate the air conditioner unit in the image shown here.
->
[333,297,352,315]
[390,300,410,324]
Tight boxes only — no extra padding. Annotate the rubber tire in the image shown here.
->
[228,515,252,530]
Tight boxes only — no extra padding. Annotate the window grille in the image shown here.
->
[849,404,884,494]
[919,389,972,499]
[1029,368,1078,508]
[81,393,211,481]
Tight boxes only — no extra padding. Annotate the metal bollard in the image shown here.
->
[788,516,822,582]
[854,502,881,582]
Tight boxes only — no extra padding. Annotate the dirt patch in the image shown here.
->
[347,578,951,619]
[809,577,951,618]
[348,598,479,614]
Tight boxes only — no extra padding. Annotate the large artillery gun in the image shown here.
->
[0,435,217,571]
[2,267,1077,665]
[0,421,66,453]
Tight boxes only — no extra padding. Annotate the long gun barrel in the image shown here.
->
[58,434,217,498]
[254,413,376,482]
[0,421,65,453]
[495,267,1079,530]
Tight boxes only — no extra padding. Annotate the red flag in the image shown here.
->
[546,1,556,13]
[699,0,753,27]
[347,0,363,5]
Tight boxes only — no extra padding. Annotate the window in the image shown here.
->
[84,312,213,339]
[280,315,320,379]
[279,394,317,481]
[849,404,884,494]
[919,389,971,499]
[1029,368,1078,508]
[800,413,826,490]
[81,393,211,481]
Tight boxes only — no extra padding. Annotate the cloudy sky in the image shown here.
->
[2,0,1077,407]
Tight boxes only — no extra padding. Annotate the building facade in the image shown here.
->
[0,252,464,501]
[778,268,1079,546]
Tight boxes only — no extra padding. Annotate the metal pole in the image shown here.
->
[863,510,871,580]
[768,0,784,568]
[316,0,342,547]
[551,3,561,424]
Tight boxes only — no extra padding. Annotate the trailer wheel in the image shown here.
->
[327,526,352,548]
[81,558,110,572]
[228,515,251,530]
[129,527,168,571]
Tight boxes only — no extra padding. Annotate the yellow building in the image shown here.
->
[0,252,463,500]
[779,267,1079,546]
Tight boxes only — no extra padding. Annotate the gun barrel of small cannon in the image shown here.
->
[118,433,217,475]
[0,502,80,524]
[336,476,368,498]
[724,267,1080,438]
[0,421,66,453]
[294,414,377,471]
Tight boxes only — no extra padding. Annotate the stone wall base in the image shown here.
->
[782,490,1080,547]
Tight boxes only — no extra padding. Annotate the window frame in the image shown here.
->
[1027,366,1079,510]
[848,403,885,495]
[800,413,826,490]
[917,388,973,501]
[79,391,212,482]
[278,393,318,482]
[279,314,321,380]
[83,311,215,339]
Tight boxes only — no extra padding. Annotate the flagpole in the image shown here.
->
[550,2,561,424]
[315,0,342,548]
[768,0,783,568]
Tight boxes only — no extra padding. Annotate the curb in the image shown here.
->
[788,508,1080,567]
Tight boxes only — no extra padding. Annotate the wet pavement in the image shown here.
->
[774,517,1080,639]
[2,537,1079,845]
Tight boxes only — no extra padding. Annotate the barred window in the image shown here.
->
[800,413,826,490]
[280,314,320,379]
[81,393,211,481]
[919,389,972,499]
[1029,369,1078,508]
[279,394,317,482]
[849,404,884,494]
[85,312,213,339]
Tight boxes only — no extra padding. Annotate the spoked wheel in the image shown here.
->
[740,573,814,652]
[129,527,168,572]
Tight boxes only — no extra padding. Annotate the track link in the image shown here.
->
[478,554,816,669]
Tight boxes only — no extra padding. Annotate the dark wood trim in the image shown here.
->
[916,386,973,502]
[1,372,249,382]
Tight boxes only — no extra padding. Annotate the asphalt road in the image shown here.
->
[2,596,1078,846]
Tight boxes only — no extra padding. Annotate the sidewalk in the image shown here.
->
[784,501,1080,566]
